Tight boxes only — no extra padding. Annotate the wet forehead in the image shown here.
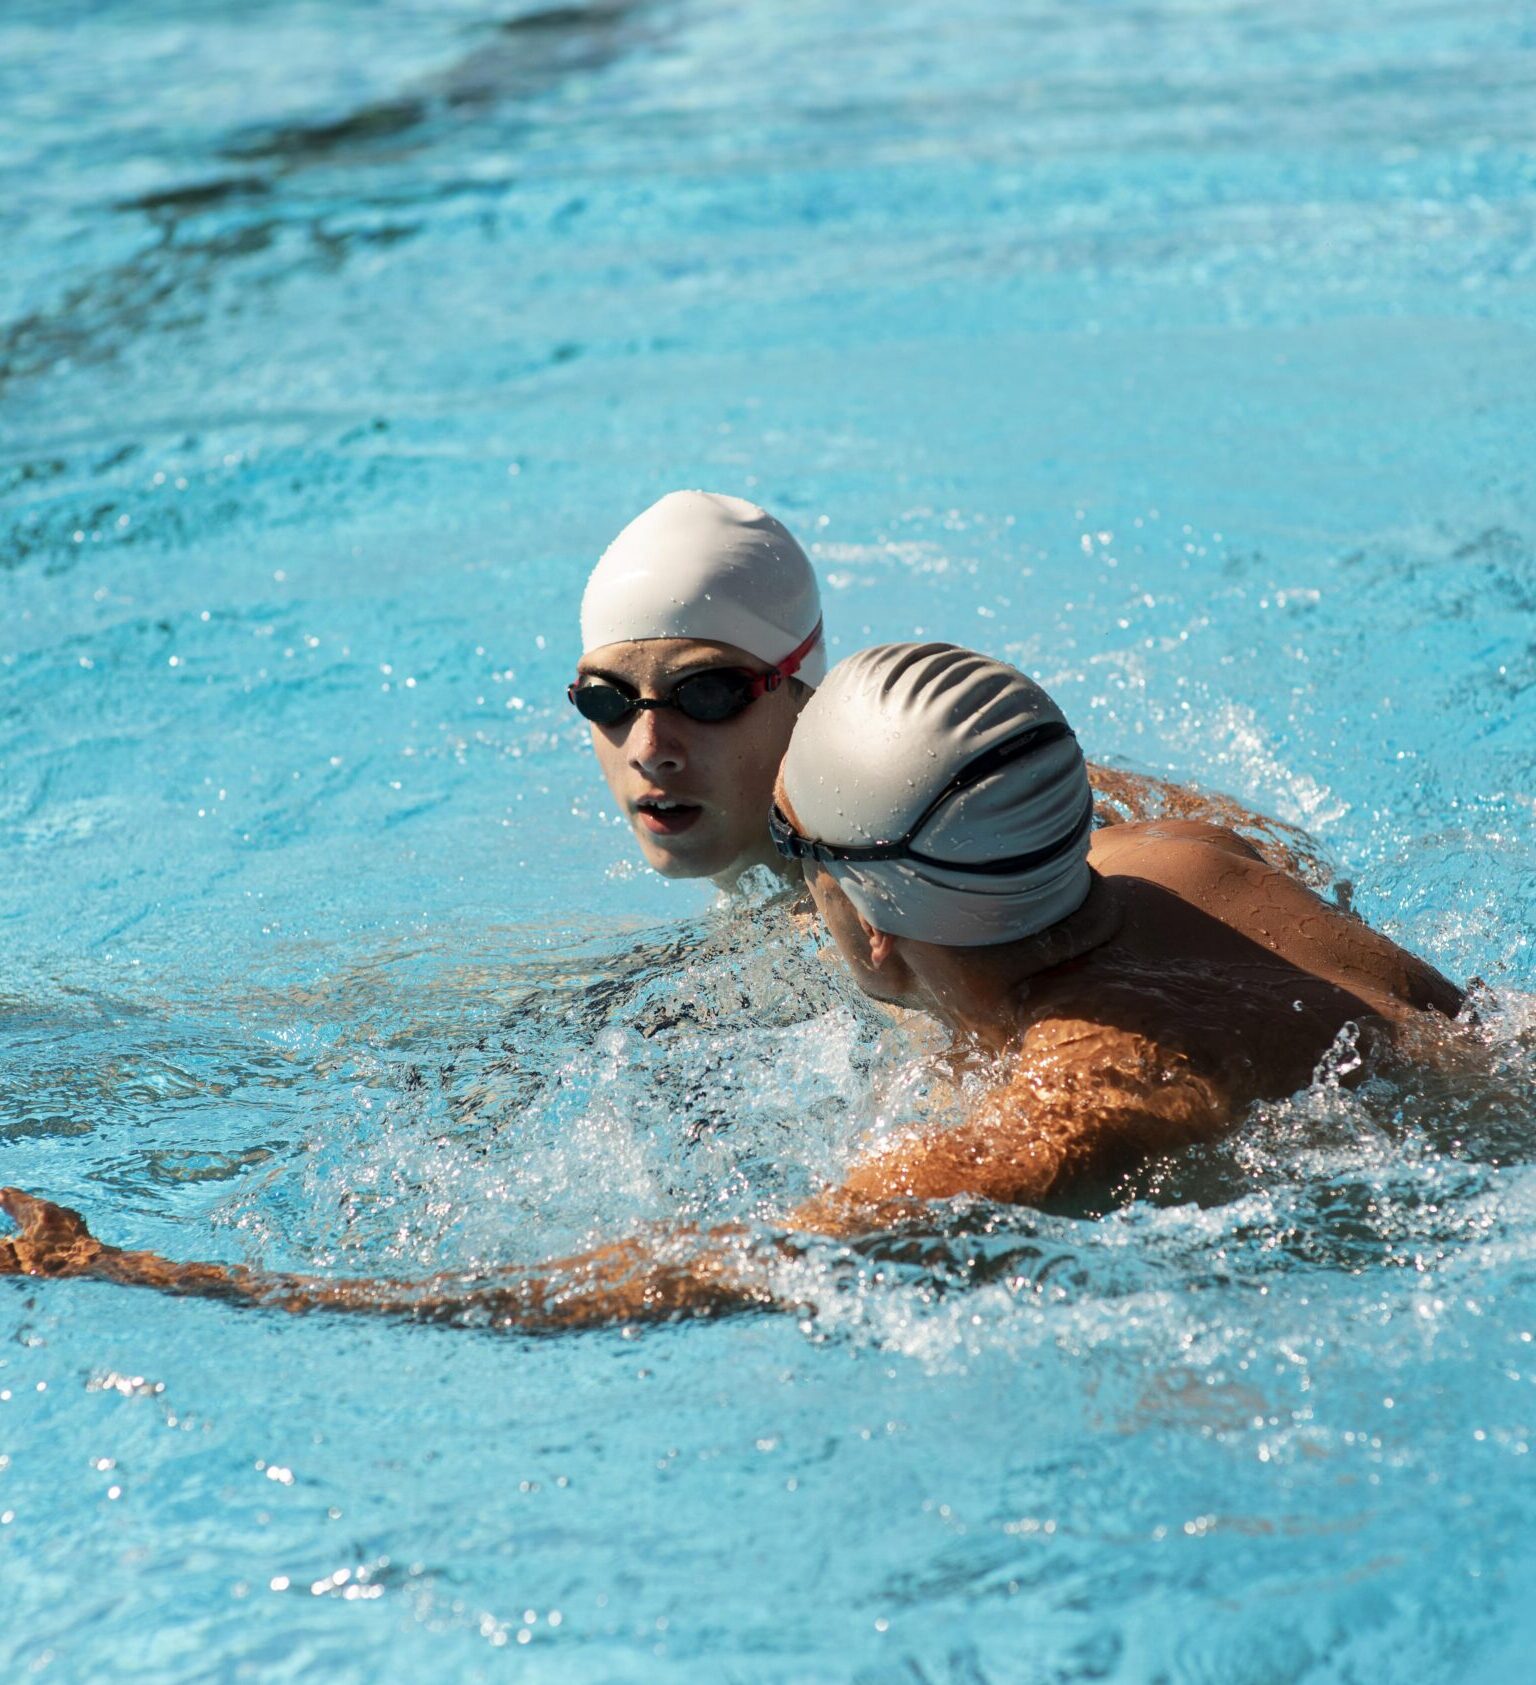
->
[577,636,760,687]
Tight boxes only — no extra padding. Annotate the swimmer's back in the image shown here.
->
[1087,820,1463,1023]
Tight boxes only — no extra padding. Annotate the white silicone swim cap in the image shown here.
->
[581,491,826,684]
[780,644,1093,946]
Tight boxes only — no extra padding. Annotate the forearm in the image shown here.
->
[85,1242,468,1321]
[3,1190,782,1332]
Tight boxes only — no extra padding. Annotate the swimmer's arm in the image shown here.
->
[0,1029,1227,1324]
[0,1188,785,1331]
[787,1021,1229,1235]
[1086,761,1330,885]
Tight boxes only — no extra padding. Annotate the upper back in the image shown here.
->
[1012,821,1464,1110]
[1088,819,1460,1020]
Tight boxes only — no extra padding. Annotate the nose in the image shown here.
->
[627,705,687,778]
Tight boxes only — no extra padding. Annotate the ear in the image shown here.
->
[861,917,898,971]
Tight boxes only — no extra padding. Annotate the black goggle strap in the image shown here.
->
[904,792,1094,878]
[772,722,1086,876]
[894,720,1073,848]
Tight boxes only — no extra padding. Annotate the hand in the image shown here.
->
[0,1188,105,1278]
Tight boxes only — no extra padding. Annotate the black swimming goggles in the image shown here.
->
[569,620,822,727]
[769,720,1093,877]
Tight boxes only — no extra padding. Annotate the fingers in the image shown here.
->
[0,1187,45,1229]
[0,1189,97,1278]
[0,1189,33,1275]
[0,1187,90,1239]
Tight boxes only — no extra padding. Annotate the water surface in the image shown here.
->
[3,0,1536,1679]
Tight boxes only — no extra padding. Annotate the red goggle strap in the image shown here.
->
[752,618,824,697]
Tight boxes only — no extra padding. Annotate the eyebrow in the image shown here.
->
[576,657,749,686]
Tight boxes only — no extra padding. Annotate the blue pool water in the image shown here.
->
[3,0,1536,1677]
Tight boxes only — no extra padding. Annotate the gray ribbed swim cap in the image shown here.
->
[581,490,826,684]
[780,644,1093,946]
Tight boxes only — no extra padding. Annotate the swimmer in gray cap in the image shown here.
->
[0,648,1464,1328]
[772,642,1462,1225]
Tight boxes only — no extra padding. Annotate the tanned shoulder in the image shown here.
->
[986,1016,1230,1192]
[1090,818,1265,875]
[800,1016,1230,1228]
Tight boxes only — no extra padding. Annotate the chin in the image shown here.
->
[645,851,713,880]
[636,833,726,881]
[854,970,910,1008]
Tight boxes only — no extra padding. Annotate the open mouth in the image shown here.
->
[635,796,703,837]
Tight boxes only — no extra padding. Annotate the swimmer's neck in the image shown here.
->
[900,875,1123,1055]
[712,847,801,893]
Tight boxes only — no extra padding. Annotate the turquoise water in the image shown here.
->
[3,0,1536,1678]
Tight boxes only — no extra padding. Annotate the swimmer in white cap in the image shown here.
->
[772,643,1462,1224]
[571,490,1327,894]
[570,489,824,885]
[1,649,1464,1328]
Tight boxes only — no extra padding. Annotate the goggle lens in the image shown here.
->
[671,670,755,721]
[569,683,631,725]
[569,669,758,726]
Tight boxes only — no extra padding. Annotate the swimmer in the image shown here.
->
[571,489,826,885]
[771,643,1462,1226]
[573,490,1326,891]
[0,646,1462,1327]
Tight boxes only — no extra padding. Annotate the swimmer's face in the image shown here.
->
[578,637,807,885]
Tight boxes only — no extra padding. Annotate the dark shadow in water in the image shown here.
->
[224,99,429,165]
[127,178,274,216]
[0,3,650,396]
[2,222,278,393]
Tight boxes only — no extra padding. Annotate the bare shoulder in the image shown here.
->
[797,1013,1231,1226]
[929,1016,1226,1201]
[999,1014,1224,1130]
[1084,763,1331,883]
[1089,818,1267,884]
[1090,821,1463,1021]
